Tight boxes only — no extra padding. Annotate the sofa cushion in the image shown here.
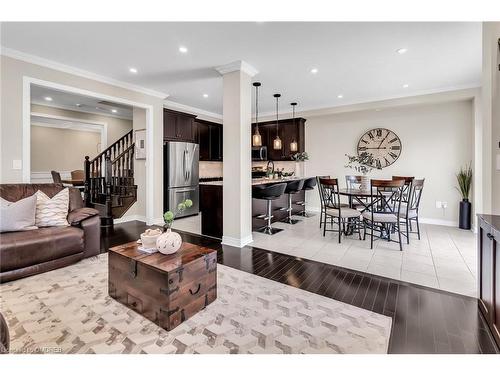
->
[0,195,37,232]
[0,226,84,272]
[35,188,69,227]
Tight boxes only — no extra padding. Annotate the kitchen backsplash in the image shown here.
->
[252,161,296,172]
[199,161,223,178]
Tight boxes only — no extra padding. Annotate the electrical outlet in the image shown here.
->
[435,201,442,209]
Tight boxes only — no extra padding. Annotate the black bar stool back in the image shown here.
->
[252,183,287,235]
[296,177,317,217]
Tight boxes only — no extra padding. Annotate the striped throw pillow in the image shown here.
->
[35,188,70,227]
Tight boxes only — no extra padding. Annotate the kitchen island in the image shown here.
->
[199,177,310,239]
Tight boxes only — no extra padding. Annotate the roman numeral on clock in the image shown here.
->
[389,138,398,143]
[389,152,398,159]
[391,146,401,150]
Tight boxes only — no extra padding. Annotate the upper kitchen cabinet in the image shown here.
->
[195,120,223,161]
[163,108,197,142]
[252,118,306,161]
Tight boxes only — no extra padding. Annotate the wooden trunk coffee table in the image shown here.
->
[108,241,217,331]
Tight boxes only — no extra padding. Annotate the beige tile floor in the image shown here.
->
[173,213,477,297]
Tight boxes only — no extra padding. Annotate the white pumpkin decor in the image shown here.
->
[156,228,182,255]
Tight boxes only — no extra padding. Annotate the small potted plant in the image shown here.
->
[156,199,193,254]
[291,152,309,177]
[344,152,381,190]
[456,163,472,230]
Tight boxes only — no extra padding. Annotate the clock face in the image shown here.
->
[357,128,402,169]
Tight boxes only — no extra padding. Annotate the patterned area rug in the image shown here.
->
[0,254,391,354]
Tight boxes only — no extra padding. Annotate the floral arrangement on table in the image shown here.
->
[291,152,309,162]
[344,152,381,175]
[163,199,193,230]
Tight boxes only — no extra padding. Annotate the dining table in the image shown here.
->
[338,188,373,212]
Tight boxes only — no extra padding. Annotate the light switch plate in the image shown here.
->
[12,159,22,170]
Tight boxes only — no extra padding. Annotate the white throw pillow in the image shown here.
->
[0,195,38,232]
[35,188,70,227]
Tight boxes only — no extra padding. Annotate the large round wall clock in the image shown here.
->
[357,128,402,169]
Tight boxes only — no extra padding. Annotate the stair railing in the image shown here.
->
[84,129,134,208]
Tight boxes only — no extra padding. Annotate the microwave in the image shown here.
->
[252,146,267,161]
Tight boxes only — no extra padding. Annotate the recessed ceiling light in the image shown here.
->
[129,67,138,74]
[397,48,408,54]
[203,94,209,98]
[403,84,409,88]
[44,96,53,101]
[310,68,318,74]
[179,46,188,53]
[111,109,118,113]
[337,94,343,99]
[75,103,81,107]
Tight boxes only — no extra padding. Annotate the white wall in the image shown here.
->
[0,55,164,223]
[305,100,474,226]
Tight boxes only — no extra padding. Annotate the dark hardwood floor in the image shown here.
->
[101,221,499,354]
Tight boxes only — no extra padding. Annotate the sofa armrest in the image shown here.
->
[67,208,99,225]
[0,311,9,354]
[80,214,101,258]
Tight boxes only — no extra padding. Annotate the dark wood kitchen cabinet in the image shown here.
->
[477,214,500,348]
[252,117,306,161]
[195,120,223,161]
[163,108,197,142]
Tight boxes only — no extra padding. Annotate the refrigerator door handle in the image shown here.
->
[175,188,196,193]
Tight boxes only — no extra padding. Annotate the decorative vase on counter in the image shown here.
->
[156,226,182,255]
[360,175,370,191]
[294,162,305,177]
[459,199,471,230]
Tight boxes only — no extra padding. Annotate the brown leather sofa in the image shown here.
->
[0,183,100,283]
[0,311,8,354]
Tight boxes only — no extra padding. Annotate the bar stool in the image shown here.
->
[296,177,316,217]
[281,179,305,224]
[252,183,287,235]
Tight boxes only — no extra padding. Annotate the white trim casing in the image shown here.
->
[163,100,222,121]
[22,76,156,225]
[215,60,258,77]
[222,235,254,248]
[3,47,168,99]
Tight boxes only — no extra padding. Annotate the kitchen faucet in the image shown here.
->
[266,160,275,176]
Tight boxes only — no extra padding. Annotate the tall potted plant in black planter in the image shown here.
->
[456,163,472,230]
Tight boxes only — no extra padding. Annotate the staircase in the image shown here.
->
[84,130,137,227]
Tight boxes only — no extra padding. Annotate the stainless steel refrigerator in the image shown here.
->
[164,141,199,218]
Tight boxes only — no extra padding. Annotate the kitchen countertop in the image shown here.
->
[200,176,311,187]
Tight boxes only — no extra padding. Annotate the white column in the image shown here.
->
[215,61,258,247]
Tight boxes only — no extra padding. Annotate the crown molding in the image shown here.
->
[1,46,169,99]
[163,100,223,121]
[215,60,258,77]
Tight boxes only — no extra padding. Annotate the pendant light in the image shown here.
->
[273,93,282,150]
[252,82,262,147]
[290,102,298,152]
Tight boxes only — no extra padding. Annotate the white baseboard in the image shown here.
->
[306,206,458,227]
[114,215,146,224]
[222,235,253,248]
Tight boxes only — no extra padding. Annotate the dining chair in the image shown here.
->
[51,170,62,183]
[318,178,363,243]
[345,175,367,209]
[398,178,425,243]
[392,176,414,204]
[317,175,330,228]
[362,179,405,251]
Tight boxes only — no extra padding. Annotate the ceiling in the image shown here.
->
[31,85,133,120]
[2,22,481,115]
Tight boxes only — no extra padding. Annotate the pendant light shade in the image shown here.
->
[273,93,282,150]
[252,82,262,147]
[290,102,298,152]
